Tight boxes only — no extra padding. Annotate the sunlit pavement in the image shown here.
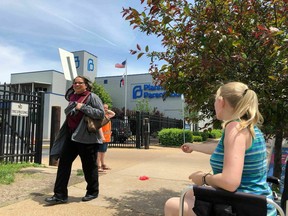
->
[0,144,211,216]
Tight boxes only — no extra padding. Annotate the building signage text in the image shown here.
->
[10,102,29,117]
[132,84,181,99]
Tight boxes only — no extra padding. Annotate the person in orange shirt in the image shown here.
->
[98,104,115,172]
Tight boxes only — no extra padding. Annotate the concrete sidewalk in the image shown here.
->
[0,145,211,216]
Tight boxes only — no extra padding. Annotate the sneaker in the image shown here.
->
[82,194,98,202]
[45,196,68,205]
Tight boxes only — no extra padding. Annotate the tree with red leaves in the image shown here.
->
[123,0,288,179]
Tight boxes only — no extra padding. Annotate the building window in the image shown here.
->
[104,79,108,84]
[35,87,47,92]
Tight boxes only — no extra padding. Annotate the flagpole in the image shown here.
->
[124,60,128,123]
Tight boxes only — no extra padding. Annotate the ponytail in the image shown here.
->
[219,82,263,137]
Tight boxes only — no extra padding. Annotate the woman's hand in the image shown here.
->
[189,171,206,185]
[75,102,83,110]
[181,143,194,153]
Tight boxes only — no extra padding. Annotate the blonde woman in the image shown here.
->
[164,82,276,216]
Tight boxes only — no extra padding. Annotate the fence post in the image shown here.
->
[34,91,45,164]
[143,118,150,149]
[49,106,61,166]
[136,111,141,149]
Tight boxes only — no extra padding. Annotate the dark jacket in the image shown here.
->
[51,92,104,156]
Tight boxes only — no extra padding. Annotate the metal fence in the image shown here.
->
[141,112,183,135]
[0,83,45,163]
[108,111,183,148]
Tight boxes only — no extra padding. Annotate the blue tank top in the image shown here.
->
[210,126,276,216]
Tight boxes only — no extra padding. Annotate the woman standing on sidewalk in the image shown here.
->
[164,82,276,216]
[45,76,104,205]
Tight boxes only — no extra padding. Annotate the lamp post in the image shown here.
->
[124,61,128,124]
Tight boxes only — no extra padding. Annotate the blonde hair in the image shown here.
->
[216,82,264,137]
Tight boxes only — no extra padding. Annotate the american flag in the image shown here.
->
[120,77,124,87]
[115,60,126,68]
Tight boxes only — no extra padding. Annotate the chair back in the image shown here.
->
[281,156,288,213]
[193,185,267,216]
[179,185,285,216]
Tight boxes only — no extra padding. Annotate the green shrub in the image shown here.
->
[192,131,201,136]
[192,131,209,141]
[209,129,223,139]
[201,132,209,141]
[158,128,193,147]
[193,135,203,142]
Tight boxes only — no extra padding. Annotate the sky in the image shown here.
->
[0,0,163,83]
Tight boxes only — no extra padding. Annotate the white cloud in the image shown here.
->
[0,0,164,83]
[34,3,119,47]
[0,43,61,83]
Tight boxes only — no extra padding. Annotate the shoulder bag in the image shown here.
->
[80,93,110,133]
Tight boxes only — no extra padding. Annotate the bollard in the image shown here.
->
[143,118,150,149]
[49,106,61,166]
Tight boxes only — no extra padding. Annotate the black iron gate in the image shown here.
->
[0,83,45,164]
[108,111,182,148]
[108,112,139,148]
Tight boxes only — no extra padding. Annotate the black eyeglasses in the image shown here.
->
[73,82,85,85]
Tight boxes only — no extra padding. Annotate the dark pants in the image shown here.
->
[54,137,99,199]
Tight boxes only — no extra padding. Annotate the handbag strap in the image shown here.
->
[79,92,91,104]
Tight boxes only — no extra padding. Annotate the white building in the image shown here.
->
[95,73,183,119]
[10,50,98,140]
[7,50,206,140]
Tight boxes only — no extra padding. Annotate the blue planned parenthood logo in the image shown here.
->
[74,56,80,68]
[132,84,181,99]
[74,56,94,72]
[133,86,143,99]
[87,59,94,71]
